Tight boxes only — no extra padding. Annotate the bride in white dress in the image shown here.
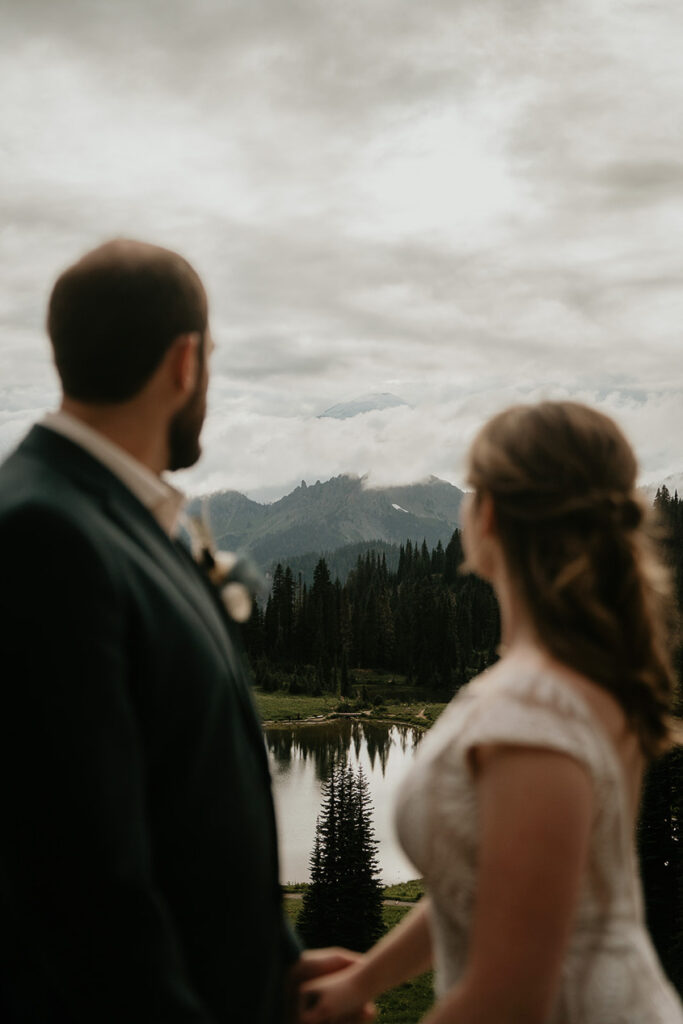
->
[297,401,683,1024]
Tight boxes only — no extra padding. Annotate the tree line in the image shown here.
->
[242,531,501,696]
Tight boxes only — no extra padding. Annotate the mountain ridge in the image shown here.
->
[187,473,464,565]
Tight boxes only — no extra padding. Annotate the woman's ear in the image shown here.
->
[478,492,498,541]
[468,492,500,582]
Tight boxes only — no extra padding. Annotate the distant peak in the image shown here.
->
[318,392,409,420]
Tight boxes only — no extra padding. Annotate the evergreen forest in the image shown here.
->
[243,531,501,696]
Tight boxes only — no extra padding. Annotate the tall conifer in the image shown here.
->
[298,761,384,951]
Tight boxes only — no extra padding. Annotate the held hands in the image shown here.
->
[288,948,376,1024]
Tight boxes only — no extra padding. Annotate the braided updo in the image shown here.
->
[466,401,679,758]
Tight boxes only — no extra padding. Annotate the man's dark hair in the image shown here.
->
[47,239,208,402]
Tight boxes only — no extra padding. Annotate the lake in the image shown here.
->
[264,718,424,884]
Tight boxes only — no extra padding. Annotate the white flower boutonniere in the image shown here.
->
[182,512,265,624]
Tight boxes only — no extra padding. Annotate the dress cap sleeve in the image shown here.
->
[458,672,605,785]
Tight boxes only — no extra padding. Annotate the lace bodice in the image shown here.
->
[394,659,683,1022]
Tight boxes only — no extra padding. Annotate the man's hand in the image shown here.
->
[286,948,376,1024]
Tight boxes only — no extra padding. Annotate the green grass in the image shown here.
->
[376,973,434,1023]
[382,904,420,930]
[284,897,434,1023]
[254,691,341,722]
[283,895,303,928]
[282,879,425,901]
[382,879,425,902]
[254,688,447,728]
[372,702,445,728]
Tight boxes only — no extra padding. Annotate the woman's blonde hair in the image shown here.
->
[467,400,680,759]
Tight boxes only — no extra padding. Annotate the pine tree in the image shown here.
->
[344,765,384,950]
[297,771,337,944]
[431,539,445,575]
[444,529,464,585]
[340,650,351,698]
[298,761,384,951]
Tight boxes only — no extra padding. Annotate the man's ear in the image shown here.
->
[170,333,201,396]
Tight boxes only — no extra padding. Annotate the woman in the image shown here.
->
[297,401,683,1023]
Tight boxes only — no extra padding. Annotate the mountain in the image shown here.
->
[188,474,464,565]
[318,393,409,419]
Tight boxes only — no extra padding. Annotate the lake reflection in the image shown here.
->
[265,719,424,884]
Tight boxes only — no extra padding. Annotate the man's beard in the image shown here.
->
[167,381,206,472]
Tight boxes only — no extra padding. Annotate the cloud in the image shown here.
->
[171,384,683,500]
[1,0,682,494]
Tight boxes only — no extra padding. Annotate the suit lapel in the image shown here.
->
[19,427,268,762]
[105,491,236,667]
[170,537,270,751]
[110,496,266,740]
[102,480,269,764]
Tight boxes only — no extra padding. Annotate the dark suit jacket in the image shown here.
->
[0,425,300,1023]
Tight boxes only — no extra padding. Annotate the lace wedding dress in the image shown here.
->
[395,659,683,1022]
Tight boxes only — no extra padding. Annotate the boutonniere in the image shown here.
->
[182,512,266,623]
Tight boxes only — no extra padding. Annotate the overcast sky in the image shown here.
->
[1,0,682,499]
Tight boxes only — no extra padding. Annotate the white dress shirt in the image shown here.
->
[41,410,185,537]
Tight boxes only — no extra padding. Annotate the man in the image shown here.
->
[0,240,365,1023]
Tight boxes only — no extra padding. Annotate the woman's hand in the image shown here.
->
[291,899,433,1022]
[297,959,375,1024]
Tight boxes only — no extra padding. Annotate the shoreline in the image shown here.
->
[261,710,431,730]
[282,891,420,906]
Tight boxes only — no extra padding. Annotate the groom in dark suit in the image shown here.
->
[0,240,365,1023]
